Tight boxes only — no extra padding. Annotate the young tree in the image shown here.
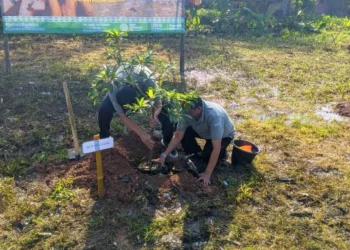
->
[89,31,198,170]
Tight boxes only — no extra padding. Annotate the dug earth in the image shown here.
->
[37,133,215,203]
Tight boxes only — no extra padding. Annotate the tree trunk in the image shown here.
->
[148,107,155,167]
[281,0,291,16]
[148,128,154,167]
[342,0,348,16]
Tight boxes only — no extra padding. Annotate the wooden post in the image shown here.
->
[180,0,186,86]
[281,0,291,16]
[94,134,104,199]
[63,82,81,159]
[4,34,11,74]
[180,33,185,85]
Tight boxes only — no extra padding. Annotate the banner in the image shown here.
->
[1,0,185,34]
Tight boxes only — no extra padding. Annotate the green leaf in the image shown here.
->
[147,88,154,99]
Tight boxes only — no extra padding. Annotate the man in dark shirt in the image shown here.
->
[98,65,178,157]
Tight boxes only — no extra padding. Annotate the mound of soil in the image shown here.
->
[40,133,214,202]
[336,102,350,117]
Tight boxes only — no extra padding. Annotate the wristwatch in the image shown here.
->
[160,152,167,159]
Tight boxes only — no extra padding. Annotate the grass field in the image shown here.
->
[0,30,350,249]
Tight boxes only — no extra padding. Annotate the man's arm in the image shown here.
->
[119,114,154,150]
[199,114,224,185]
[198,138,221,185]
[164,130,185,155]
[153,130,185,165]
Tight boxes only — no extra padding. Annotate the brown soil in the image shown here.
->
[336,102,350,117]
[38,133,215,202]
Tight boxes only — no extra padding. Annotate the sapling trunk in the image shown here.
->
[148,128,154,167]
[148,107,155,167]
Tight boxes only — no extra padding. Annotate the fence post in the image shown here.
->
[4,34,11,74]
[94,134,104,199]
[180,33,185,85]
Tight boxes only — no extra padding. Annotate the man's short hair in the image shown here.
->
[190,97,203,109]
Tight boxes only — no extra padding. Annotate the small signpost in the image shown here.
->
[82,135,114,199]
[62,81,113,199]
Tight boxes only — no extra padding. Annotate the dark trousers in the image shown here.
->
[181,126,233,163]
[98,96,174,144]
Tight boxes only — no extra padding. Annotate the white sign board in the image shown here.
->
[82,137,114,154]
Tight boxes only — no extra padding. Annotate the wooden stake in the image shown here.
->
[94,134,104,198]
[4,35,11,74]
[180,33,185,86]
[63,82,80,159]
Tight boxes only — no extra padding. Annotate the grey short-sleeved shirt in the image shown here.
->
[177,100,235,140]
[106,64,156,116]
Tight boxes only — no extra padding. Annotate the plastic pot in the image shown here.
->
[231,139,260,165]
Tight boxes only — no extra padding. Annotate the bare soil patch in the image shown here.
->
[336,102,350,117]
[38,133,214,202]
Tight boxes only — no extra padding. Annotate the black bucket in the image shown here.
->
[231,139,260,165]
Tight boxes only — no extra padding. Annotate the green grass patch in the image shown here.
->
[0,178,16,213]
[49,177,75,202]
[0,158,31,177]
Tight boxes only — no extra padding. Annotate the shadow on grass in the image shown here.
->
[83,144,262,249]
[180,161,262,249]
[157,35,324,55]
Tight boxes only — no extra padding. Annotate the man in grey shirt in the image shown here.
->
[154,97,235,185]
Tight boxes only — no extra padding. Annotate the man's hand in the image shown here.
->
[198,171,212,186]
[152,157,165,166]
[198,139,221,186]
[119,114,154,150]
[140,132,154,150]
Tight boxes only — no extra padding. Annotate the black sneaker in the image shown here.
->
[161,139,178,158]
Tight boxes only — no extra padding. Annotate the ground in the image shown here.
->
[336,102,350,117]
[40,133,214,200]
[0,31,350,249]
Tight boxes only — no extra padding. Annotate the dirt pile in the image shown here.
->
[40,133,214,201]
[336,102,350,117]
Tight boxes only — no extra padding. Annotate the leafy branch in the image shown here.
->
[89,31,198,167]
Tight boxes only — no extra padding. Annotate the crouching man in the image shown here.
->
[153,97,235,185]
[98,64,178,157]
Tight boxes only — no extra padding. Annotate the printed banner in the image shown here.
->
[1,0,185,34]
